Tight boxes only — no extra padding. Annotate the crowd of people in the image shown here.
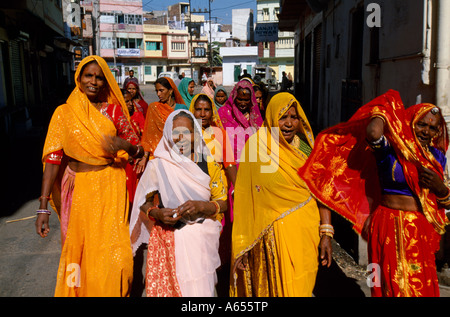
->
[35,55,449,298]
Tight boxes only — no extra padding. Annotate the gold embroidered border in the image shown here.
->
[234,195,313,260]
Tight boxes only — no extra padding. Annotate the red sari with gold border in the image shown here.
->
[298,90,449,297]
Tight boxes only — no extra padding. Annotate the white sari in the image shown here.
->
[129,110,222,297]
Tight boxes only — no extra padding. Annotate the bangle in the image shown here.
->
[320,231,334,239]
[133,145,142,158]
[370,114,386,124]
[39,195,51,202]
[211,200,220,217]
[146,206,159,221]
[437,188,450,201]
[36,209,51,215]
[319,224,334,238]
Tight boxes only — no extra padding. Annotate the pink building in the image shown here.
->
[98,0,144,85]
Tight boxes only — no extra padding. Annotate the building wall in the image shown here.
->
[232,8,253,44]
[281,0,447,266]
[256,0,295,84]
[221,46,259,86]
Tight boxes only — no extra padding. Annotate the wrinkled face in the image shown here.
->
[124,93,133,114]
[172,116,195,156]
[235,88,252,113]
[155,83,173,104]
[188,81,195,96]
[414,111,441,147]
[79,62,106,102]
[193,99,213,129]
[127,82,138,99]
[278,105,300,144]
[215,90,227,105]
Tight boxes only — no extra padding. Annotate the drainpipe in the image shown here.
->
[436,0,450,146]
[420,0,432,86]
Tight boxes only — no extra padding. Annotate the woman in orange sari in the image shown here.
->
[36,55,143,297]
[137,77,187,173]
[299,90,450,297]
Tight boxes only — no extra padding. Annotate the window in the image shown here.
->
[146,41,163,51]
[125,14,143,25]
[274,7,280,21]
[116,38,143,49]
[171,42,185,52]
[263,8,269,21]
[145,66,152,75]
[194,47,206,57]
[100,37,114,49]
[100,12,142,25]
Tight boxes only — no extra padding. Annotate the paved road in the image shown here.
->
[2,83,450,297]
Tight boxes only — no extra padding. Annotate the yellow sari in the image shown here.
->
[42,55,133,297]
[231,92,320,297]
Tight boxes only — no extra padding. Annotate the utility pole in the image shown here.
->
[209,0,212,76]
[189,0,193,80]
[92,0,100,56]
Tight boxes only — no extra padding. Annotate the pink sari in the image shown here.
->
[217,80,263,164]
[217,81,263,227]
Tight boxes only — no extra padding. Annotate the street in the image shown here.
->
[1,83,450,298]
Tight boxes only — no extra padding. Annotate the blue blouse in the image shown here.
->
[372,136,447,196]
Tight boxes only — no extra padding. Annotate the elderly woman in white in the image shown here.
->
[129,109,228,297]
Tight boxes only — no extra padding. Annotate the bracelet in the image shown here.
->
[320,231,334,239]
[319,224,334,238]
[146,206,159,221]
[133,145,142,158]
[436,188,450,201]
[36,209,51,215]
[370,114,386,124]
[211,200,220,217]
[39,195,51,202]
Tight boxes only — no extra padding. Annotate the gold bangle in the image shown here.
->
[211,200,220,217]
[437,188,450,201]
[320,231,334,239]
[371,114,386,124]
[319,224,334,238]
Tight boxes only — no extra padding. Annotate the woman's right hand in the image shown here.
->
[35,214,50,238]
[134,155,148,174]
[232,253,249,275]
[151,208,182,226]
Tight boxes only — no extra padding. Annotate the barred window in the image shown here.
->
[171,42,185,51]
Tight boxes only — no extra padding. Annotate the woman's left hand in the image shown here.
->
[419,167,448,197]
[177,200,209,220]
[319,235,333,267]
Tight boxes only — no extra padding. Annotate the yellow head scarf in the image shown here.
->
[231,92,318,259]
[42,55,130,166]
[189,93,224,130]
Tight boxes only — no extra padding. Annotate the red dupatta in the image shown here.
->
[298,89,449,235]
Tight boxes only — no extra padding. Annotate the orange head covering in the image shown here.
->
[141,77,185,155]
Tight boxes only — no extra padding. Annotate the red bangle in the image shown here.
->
[39,195,51,201]
[146,206,159,221]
